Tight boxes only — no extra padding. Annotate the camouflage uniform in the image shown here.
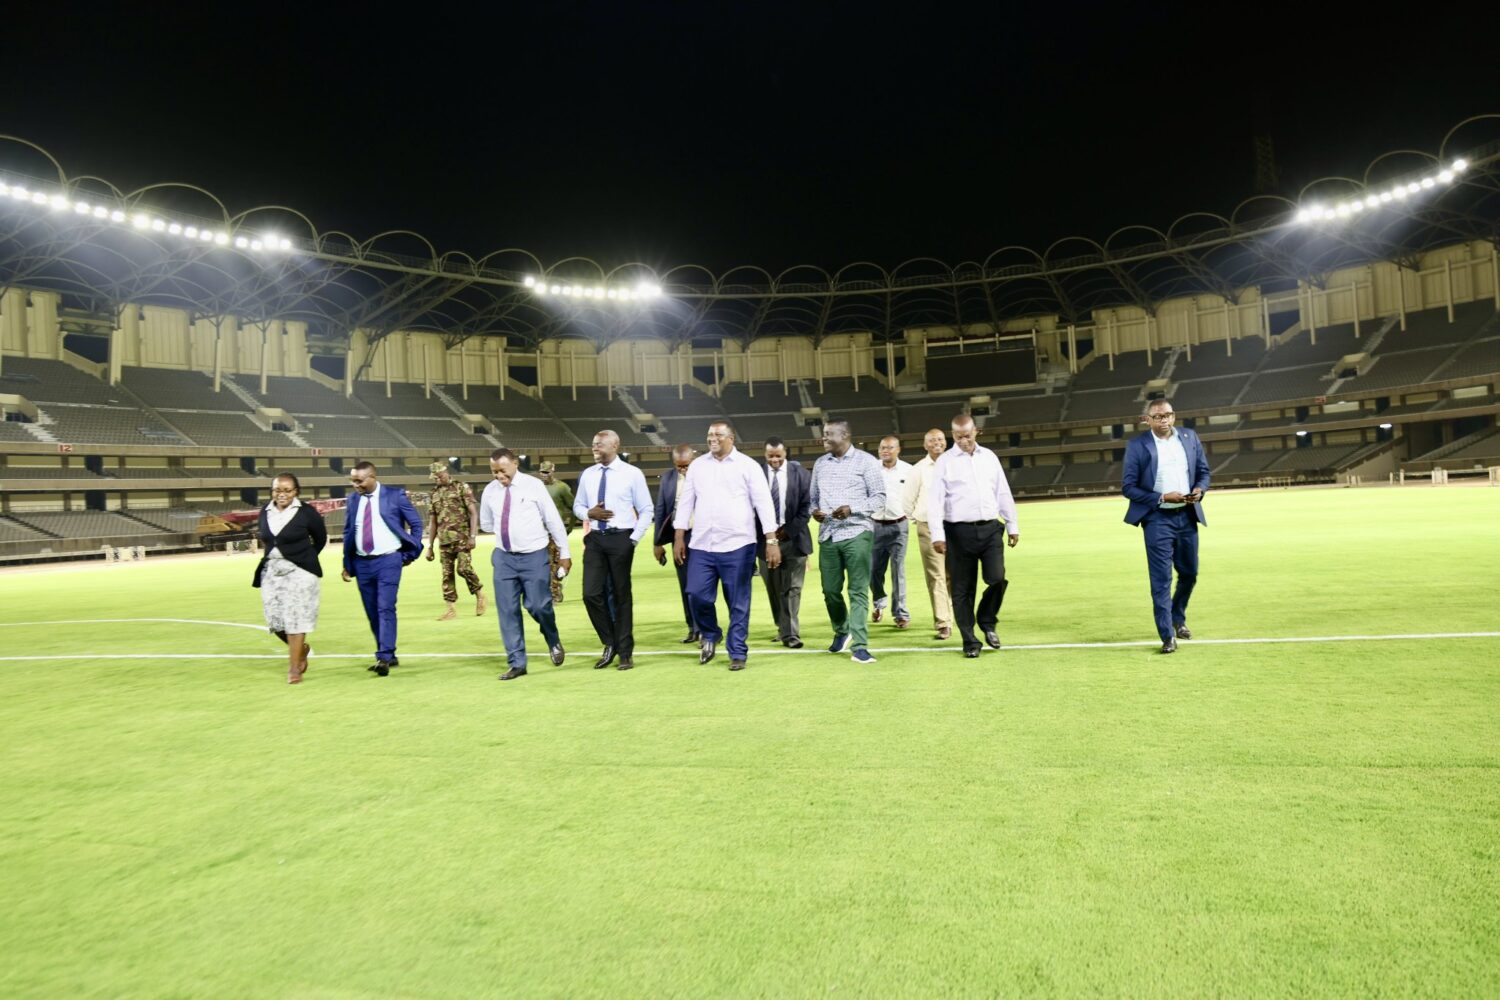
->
[429,473,484,604]
[540,461,576,602]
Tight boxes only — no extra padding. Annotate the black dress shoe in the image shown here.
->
[963,647,981,659]
[549,645,565,667]
[368,660,391,677]
[389,657,399,667]
[784,637,803,649]
[499,666,528,680]
[1175,624,1192,640]
[680,631,700,644]
[699,639,718,665]
[1161,637,1177,654]
[983,630,1002,650]
[617,657,634,671]
[729,659,745,671]
[594,645,616,670]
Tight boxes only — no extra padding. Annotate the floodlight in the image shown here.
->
[1452,158,1468,172]
[168,222,182,234]
[8,185,26,199]
[214,232,229,245]
[151,218,166,231]
[234,236,249,248]
[1438,170,1454,183]
[1295,430,1308,437]
[1378,192,1392,203]
[250,240,263,251]
[1420,177,1435,189]
[93,206,109,218]
[549,284,560,293]
[132,213,150,228]
[1379,423,1392,430]
[49,194,68,210]
[109,210,125,222]
[1406,182,1420,194]
[31,191,48,205]
[198,229,213,241]
[278,238,291,250]
[1363,195,1379,208]
[607,288,618,298]
[74,201,90,214]
[184,226,198,238]
[523,275,536,287]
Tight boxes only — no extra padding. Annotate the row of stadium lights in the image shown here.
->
[0,180,293,252]
[523,275,663,301]
[1293,159,1468,224]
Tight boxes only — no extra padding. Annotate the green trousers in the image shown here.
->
[819,530,873,651]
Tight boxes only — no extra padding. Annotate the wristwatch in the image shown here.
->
[765,537,780,546]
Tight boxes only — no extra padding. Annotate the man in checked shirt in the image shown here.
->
[809,419,886,664]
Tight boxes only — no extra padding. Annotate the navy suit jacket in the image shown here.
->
[758,460,813,558]
[343,484,424,574]
[1121,427,1211,526]
[653,466,685,547]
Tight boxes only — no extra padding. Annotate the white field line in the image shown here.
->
[0,619,1494,662]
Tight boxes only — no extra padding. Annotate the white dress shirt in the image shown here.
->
[480,472,571,557]
[927,444,1020,544]
[352,484,401,556]
[572,459,653,544]
[1151,428,1190,509]
[264,497,302,559]
[766,463,788,525]
[672,447,778,553]
[874,459,913,521]
[903,455,937,523]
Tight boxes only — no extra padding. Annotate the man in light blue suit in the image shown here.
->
[342,461,424,675]
[1121,399,1211,654]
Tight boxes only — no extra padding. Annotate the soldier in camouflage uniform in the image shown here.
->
[539,461,576,602]
[424,462,486,620]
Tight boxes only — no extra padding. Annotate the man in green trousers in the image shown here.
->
[809,419,886,664]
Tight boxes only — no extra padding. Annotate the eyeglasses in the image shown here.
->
[1148,412,1176,421]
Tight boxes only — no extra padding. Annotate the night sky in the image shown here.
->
[3,3,1495,274]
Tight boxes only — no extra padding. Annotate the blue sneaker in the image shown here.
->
[850,648,877,664]
[828,633,849,654]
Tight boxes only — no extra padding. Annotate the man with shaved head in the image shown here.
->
[573,429,654,671]
[927,415,1020,658]
[809,419,886,664]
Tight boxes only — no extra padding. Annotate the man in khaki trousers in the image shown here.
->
[903,428,953,640]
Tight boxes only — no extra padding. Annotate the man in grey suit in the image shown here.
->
[759,437,813,648]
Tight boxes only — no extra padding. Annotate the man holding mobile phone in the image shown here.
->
[1121,399,1211,654]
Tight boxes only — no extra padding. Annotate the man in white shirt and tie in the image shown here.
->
[759,437,812,648]
[673,421,780,671]
[572,430,654,671]
[928,415,1020,658]
[869,435,914,630]
[480,448,571,681]
[902,428,953,640]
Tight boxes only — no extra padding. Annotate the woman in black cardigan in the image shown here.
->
[252,474,328,684]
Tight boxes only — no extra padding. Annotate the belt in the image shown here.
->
[872,517,907,524]
[592,526,632,534]
[1156,505,1191,514]
[354,550,400,558]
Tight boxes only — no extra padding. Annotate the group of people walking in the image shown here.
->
[250,401,1211,683]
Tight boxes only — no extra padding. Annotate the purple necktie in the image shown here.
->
[595,465,608,532]
[500,485,512,551]
[361,494,375,553]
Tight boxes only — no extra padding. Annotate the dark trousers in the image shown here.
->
[583,530,636,656]
[492,548,560,668]
[353,551,404,661]
[759,551,807,641]
[942,521,1008,651]
[1141,508,1199,642]
[685,543,757,660]
[675,550,694,630]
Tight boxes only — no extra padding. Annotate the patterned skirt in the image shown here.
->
[261,556,321,635]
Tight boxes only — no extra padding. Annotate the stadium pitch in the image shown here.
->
[1,486,1497,996]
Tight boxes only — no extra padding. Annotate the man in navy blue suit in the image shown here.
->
[342,461,424,675]
[653,444,698,644]
[1121,399,1211,654]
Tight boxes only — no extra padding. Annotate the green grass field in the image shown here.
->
[2,486,1498,997]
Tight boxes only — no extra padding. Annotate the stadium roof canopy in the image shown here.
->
[2,115,1498,349]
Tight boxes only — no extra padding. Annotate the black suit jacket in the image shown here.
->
[253,503,329,587]
[759,460,813,558]
[653,466,685,547]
